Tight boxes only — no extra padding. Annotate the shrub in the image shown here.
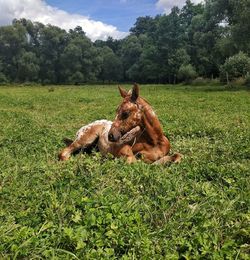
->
[245,74,250,88]
[178,64,197,83]
[0,72,8,84]
[69,71,84,85]
[191,77,220,86]
[232,77,246,86]
[192,77,207,85]
[42,79,52,85]
[220,52,250,83]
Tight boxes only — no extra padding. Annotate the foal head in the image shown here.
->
[108,84,143,142]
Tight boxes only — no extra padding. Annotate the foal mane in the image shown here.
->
[137,96,164,142]
[139,96,151,106]
[137,96,155,116]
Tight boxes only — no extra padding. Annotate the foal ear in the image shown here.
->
[131,83,139,102]
[118,85,128,98]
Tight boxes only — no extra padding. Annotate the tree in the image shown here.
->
[184,2,223,78]
[95,37,121,54]
[206,0,250,54]
[60,27,102,83]
[120,35,142,80]
[220,52,250,82]
[69,71,84,85]
[12,19,44,51]
[130,16,156,36]
[39,25,67,83]
[99,47,122,83]
[128,41,160,83]
[0,0,250,85]
[156,7,185,83]
[180,0,204,27]
[0,23,27,81]
[17,51,39,82]
[178,64,197,83]
[0,59,8,83]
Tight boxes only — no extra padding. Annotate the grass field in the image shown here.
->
[0,84,249,259]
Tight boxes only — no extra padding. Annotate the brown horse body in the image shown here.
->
[59,84,181,164]
[108,84,181,164]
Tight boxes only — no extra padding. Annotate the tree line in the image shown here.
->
[0,0,249,85]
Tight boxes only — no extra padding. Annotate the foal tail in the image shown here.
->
[153,153,183,165]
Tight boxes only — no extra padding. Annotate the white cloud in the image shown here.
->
[156,0,203,14]
[0,0,128,41]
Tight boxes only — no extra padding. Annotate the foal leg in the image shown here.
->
[59,140,86,161]
[153,153,183,165]
[58,124,103,161]
[112,144,137,164]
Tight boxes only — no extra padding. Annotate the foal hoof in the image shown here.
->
[172,153,183,163]
[58,151,70,161]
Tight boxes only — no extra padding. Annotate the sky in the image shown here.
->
[0,0,202,41]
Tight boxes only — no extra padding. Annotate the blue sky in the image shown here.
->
[0,0,201,41]
[46,0,159,32]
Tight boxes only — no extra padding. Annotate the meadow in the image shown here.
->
[0,84,249,259]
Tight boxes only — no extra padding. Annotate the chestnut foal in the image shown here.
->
[108,84,181,164]
[59,84,181,164]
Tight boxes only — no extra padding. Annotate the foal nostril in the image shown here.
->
[108,133,115,142]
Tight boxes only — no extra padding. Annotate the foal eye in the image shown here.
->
[121,111,130,120]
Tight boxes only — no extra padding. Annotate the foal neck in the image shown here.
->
[138,98,164,144]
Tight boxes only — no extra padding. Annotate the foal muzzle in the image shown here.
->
[108,129,121,142]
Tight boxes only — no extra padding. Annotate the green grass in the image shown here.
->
[0,84,249,259]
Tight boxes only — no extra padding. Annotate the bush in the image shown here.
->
[0,72,8,84]
[220,52,250,83]
[191,77,220,86]
[245,74,250,88]
[69,71,85,85]
[178,64,197,83]
[232,77,246,86]
[192,77,207,85]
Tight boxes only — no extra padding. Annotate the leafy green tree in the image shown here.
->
[168,48,191,84]
[0,73,7,83]
[156,7,185,82]
[95,37,121,54]
[0,59,8,83]
[207,0,250,54]
[120,35,142,80]
[220,52,250,81]
[185,3,222,78]
[60,43,83,83]
[0,23,27,81]
[230,0,250,54]
[13,19,44,52]
[180,0,204,27]
[60,27,102,83]
[17,51,39,82]
[178,64,197,83]
[39,25,68,83]
[128,42,159,83]
[69,71,84,85]
[130,16,156,36]
[0,0,250,85]
[105,37,121,53]
[99,47,122,83]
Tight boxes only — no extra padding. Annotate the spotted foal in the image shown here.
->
[59,84,181,164]
[58,120,140,161]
